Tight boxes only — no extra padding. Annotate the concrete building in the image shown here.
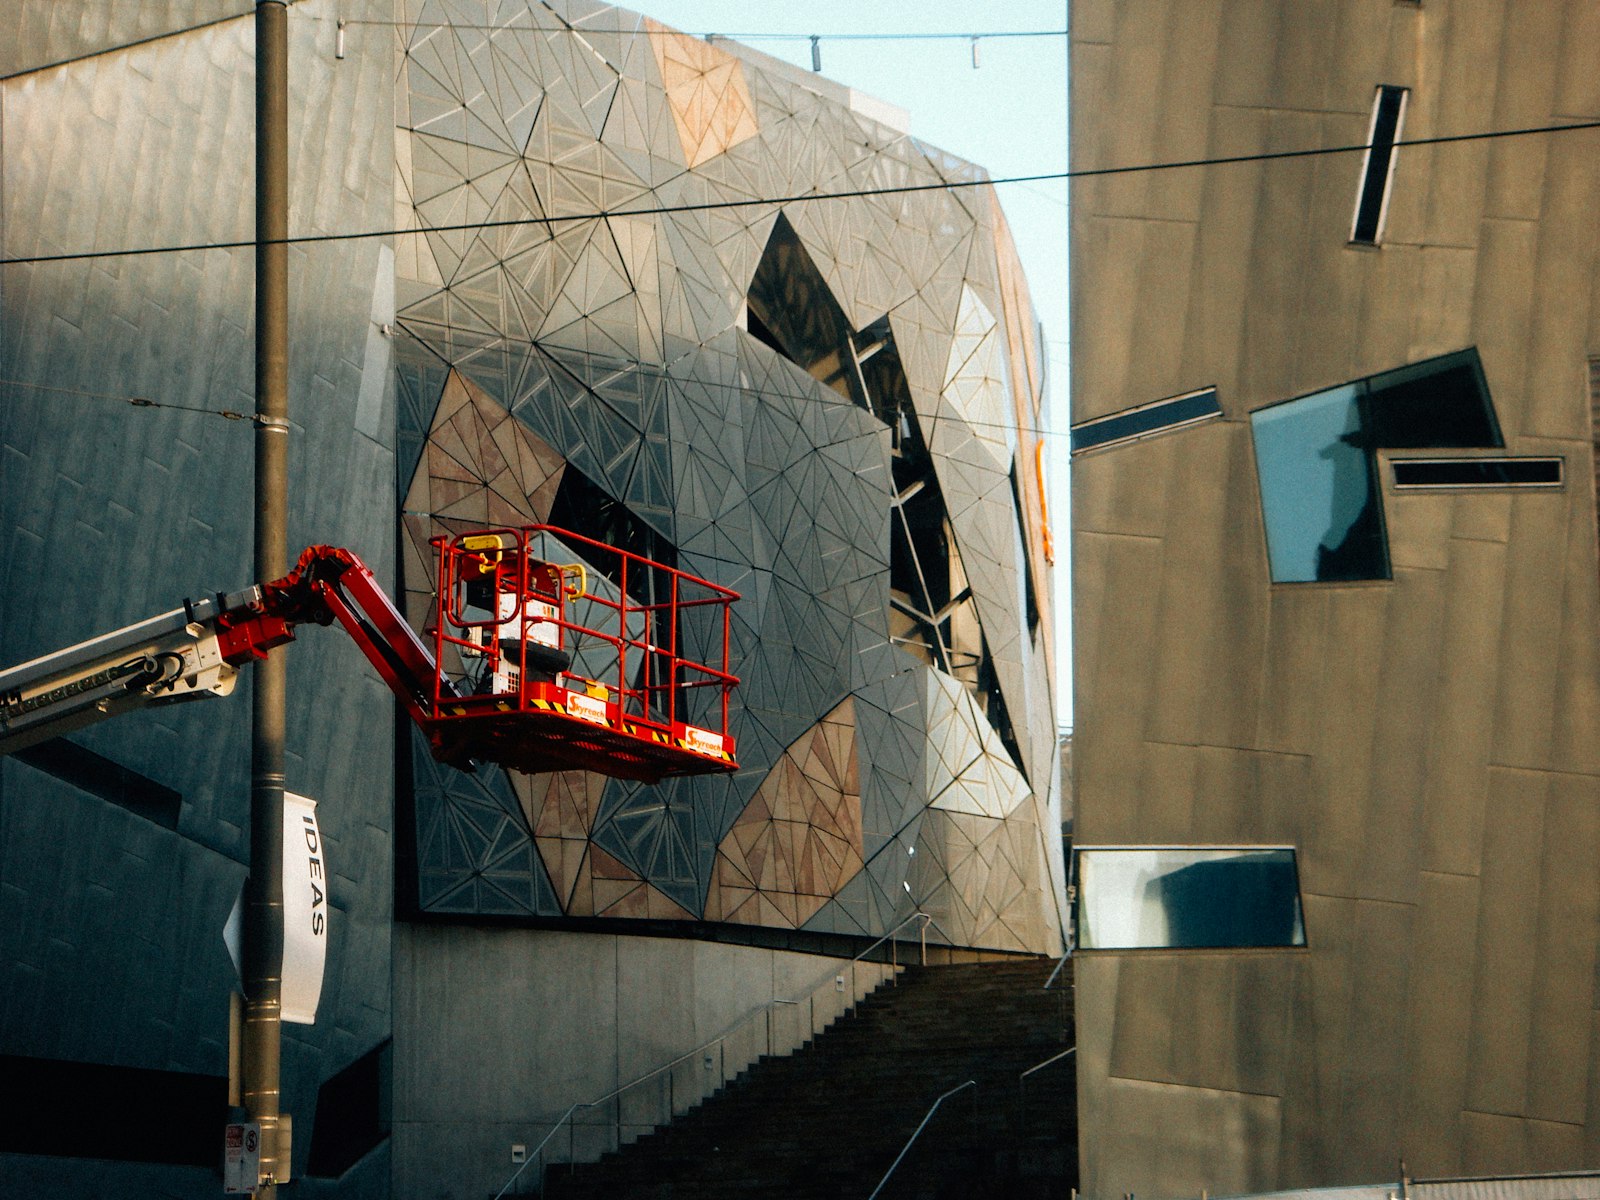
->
[1070,2,1600,1196]
[0,3,1062,1196]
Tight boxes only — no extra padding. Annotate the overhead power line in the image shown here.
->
[1,329,1073,444]
[698,30,1068,41]
[331,17,1067,40]
[2,118,1596,268]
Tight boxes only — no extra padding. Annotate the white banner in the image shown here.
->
[281,792,328,1025]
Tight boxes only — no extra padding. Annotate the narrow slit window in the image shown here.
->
[1392,457,1563,489]
[1074,846,1307,950]
[1070,387,1221,456]
[1351,85,1408,245]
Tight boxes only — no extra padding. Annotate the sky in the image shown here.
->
[626,0,1073,727]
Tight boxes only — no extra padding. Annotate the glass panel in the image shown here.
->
[1352,85,1406,245]
[1251,348,1504,582]
[1366,351,1501,447]
[1075,847,1306,950]
[1392,457,1562,488]
[1070,387,1221,455]
[1251,384,1386,582]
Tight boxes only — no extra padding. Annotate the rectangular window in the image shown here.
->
[1070,387,1221,456]
[0,1055,226,1165]
[1074,846,1306,950]
[1392,457,1563,489]
[1351,85,1408,245]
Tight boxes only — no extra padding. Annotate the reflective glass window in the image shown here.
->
[1351,85,1408,245]
[1251,348,1503,582]
[1392,457,1562,489]
[1070,387,1221,456]
[1252,384,1386,582]
[1075,847,1306,950]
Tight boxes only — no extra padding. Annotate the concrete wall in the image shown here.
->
[392,926,882,1200]
[1071,1,1600,1196]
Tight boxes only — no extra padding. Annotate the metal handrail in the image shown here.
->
[1018,1045,1075,1132]
[1019,1045,1076,1082]
[491,911,941,1196]
[866,1080,978,1200]
[1043,950,1071,990]
[491,1102,583,1200]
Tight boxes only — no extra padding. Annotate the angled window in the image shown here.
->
[1351,85,1408,245]
[1070,387,1221,456]
[744,212,1027,775]
[744,212,864,406]
[0,1055,226,1164]
[1251,348,1502,582]
[1392,457,1563,489]
[308,1041,391,1178]
[1074,847,1306,950]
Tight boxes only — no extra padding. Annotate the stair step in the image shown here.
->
[539,959,1076,1199]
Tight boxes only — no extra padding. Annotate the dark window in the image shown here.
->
[1070,387,1221,456]
[1392,457,1562,489]
[744,211,1028,777]
[0,1055,226,1165]
[308,1041,391,1178]
[1074,847,1307,950]
[12,737,182,829]
[1251,348,1503,582]
[745,212,863,406]
[1352,85,1408,245]
[1364,352,1501,447]
[547,465,677,606]
[546,468,685,721]
[1010,464,1042,638]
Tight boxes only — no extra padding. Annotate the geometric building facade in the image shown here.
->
[1071,2,1600,1197]
[391,6,1064,952]
[0,3,1060,1195]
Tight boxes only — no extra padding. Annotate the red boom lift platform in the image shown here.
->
[0,526,739,784]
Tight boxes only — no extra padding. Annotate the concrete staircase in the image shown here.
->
[541,957,1076,1200]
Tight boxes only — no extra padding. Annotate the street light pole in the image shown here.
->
[243,1,290,1193]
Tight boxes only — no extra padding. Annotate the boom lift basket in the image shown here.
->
[425,526,739,781]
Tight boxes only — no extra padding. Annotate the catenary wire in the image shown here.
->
[2,118,1595,269]
[328,16,1068,39]
[3,320,1075,444]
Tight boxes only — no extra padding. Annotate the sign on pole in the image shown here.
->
[224,1121,261,1193]
[280,792,327,1024]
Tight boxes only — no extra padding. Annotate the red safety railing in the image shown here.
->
[425,526,739,781]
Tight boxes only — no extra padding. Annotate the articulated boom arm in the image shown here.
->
[213,544,455,726]
[1,532,740,782]
[0,546,441,758]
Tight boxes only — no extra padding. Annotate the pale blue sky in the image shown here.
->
[629,0,1072,726]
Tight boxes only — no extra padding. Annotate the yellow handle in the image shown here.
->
[560,563,587,600]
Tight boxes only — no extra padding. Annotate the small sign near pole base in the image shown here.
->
[224,1122,261,1194]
